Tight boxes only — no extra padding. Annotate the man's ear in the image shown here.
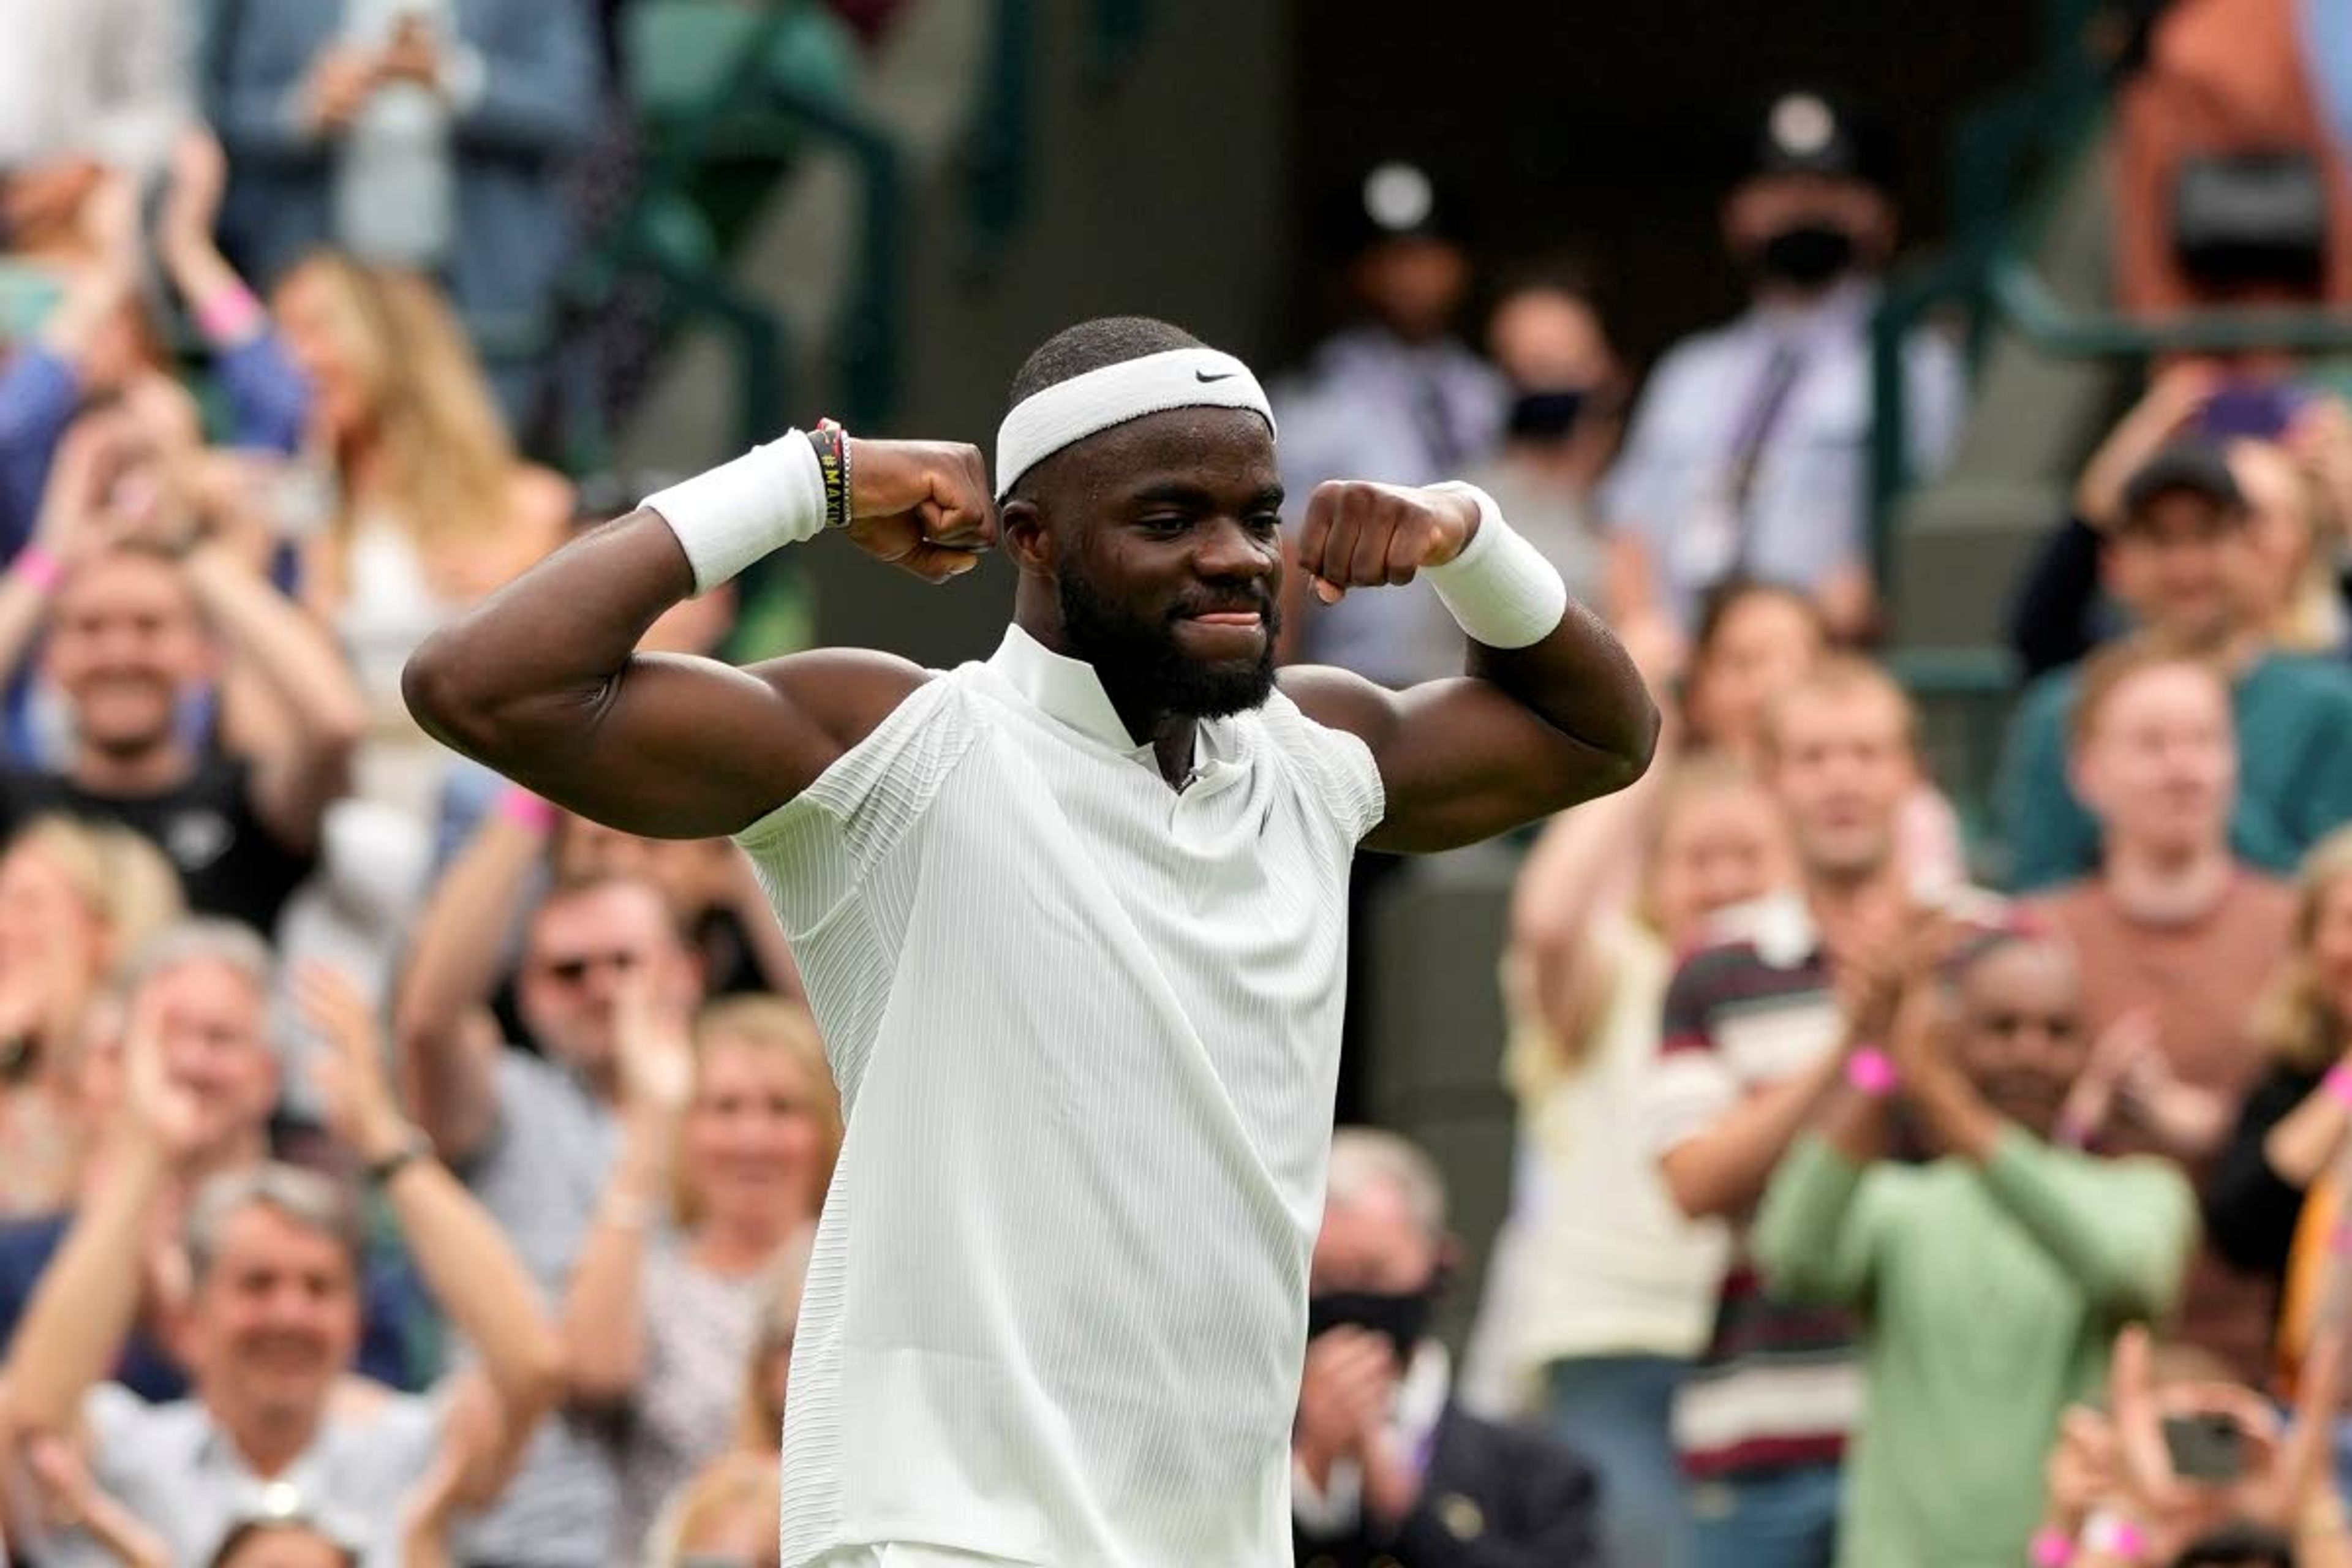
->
[1000,497,1054,575]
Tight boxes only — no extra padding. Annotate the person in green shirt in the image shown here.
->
[1752,926,2197,1568]
[1997,442,2352,892]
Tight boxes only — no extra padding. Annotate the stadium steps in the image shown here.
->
[618,0,1295,673]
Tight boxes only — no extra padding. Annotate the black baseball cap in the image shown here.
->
[1745,90,1894,189]
[2118,442,2248,529]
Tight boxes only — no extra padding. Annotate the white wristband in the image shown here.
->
[1422,481,1569,649]
[642,430,827,595]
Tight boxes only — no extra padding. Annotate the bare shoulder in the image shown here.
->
[745,646,935,755]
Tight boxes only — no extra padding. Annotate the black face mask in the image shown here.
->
[1755,221,1859,290]
[1504,385,1593,442]
[1307,1288,1435,1365]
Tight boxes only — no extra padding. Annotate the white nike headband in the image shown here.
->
[993,347,1277,500]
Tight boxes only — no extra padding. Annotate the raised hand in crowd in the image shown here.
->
[2039,1403,2125,1555]
[1,157,106,251]
[303,45,382,138]
[153,127,255,352]
[560,970,697,1408]
[2286,395,2352,540]
[2075,364,2222,529]
[1,982,206,1442]
[18,1431,168,1568]
[2053,1008,2233,1158]
[2082,1324,2352,1567]
[1292,1325,1421,1526]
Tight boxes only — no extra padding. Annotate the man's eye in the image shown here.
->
[1248,511,1283,533]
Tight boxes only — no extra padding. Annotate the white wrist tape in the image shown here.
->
[642,430,827,595]
[1422,481,1569,649]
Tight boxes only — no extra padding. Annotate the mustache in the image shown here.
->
[1169,589,1278,624]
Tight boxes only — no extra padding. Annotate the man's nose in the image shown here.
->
[1193,516,1276,580]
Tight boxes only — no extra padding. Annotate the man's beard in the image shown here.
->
[1057,572,1280,727]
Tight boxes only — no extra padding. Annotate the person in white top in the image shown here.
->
[402,315,1658,1568]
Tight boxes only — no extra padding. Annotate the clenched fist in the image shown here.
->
[843,438,997,584]
[1295,480,1480,604]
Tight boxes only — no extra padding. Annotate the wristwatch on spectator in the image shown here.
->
[363,1129,435,1187]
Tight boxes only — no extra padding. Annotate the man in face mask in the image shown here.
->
[1294,1128,1605,1567]
[1602,89,1967,647]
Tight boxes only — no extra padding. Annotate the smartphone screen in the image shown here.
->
[2162,1411,2248,1482]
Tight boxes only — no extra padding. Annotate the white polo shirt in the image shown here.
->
[736,625,1385,1568]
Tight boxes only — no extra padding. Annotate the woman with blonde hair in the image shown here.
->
[1463,752,1793,1568]
[154,131,570,815]
[565,990,840,1557]
[0,814,185,1216]
[2203,824,2352,1382]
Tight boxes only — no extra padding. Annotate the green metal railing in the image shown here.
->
[1864,0,2352,668]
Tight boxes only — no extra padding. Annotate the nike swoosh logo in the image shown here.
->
[1194,370,1237,383]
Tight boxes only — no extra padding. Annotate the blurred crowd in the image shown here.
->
[1268,2,2352,1566]
[2,1,2352,1567]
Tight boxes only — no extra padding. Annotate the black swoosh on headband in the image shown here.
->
[1194,370,1238,383]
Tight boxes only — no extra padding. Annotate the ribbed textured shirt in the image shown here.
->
[735,625,1385,1567]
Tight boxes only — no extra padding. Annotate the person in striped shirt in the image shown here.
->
[402,315,1657,1568]
[1639,654,1996,1568]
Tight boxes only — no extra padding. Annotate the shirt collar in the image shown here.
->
[990,624,1142,750]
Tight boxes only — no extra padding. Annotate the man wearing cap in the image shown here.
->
[1997,441,2352,891]
[402,314,1657,1568]
[1270,160,1508,688]
[1603,90,1965,643]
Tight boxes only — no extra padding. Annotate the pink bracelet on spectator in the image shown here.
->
[2081,1511,2150,1562]
[2324,1063,2352,1112]
[12,545,61,594]
[1845,1047,1898,1099]
[2029,1526,2075,1567]
[194,283,266,345]
[496,786,558,834]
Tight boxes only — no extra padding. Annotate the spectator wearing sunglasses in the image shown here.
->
[394,871,705,1568]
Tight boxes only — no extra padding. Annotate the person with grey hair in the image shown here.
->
[0,918,420,1401]
[1294,1126,1605,1567]
[0,963,564,1568]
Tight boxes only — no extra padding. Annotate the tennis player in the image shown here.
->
[405,315,1656,1568]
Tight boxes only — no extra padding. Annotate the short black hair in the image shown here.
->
[1007,315,1205,408]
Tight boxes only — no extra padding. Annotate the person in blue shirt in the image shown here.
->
[1602,90,1965,644]
[1272,160,1507,689]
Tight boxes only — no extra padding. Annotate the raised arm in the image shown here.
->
[391,794,547,1164]
[181,543,367,853]
[403,434,992,840]
[2,992,198,1434]
[300,968,564,1497]
[1892,983,2193,1322]
[1280,481,1657,853]
[559,982,693,1408]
